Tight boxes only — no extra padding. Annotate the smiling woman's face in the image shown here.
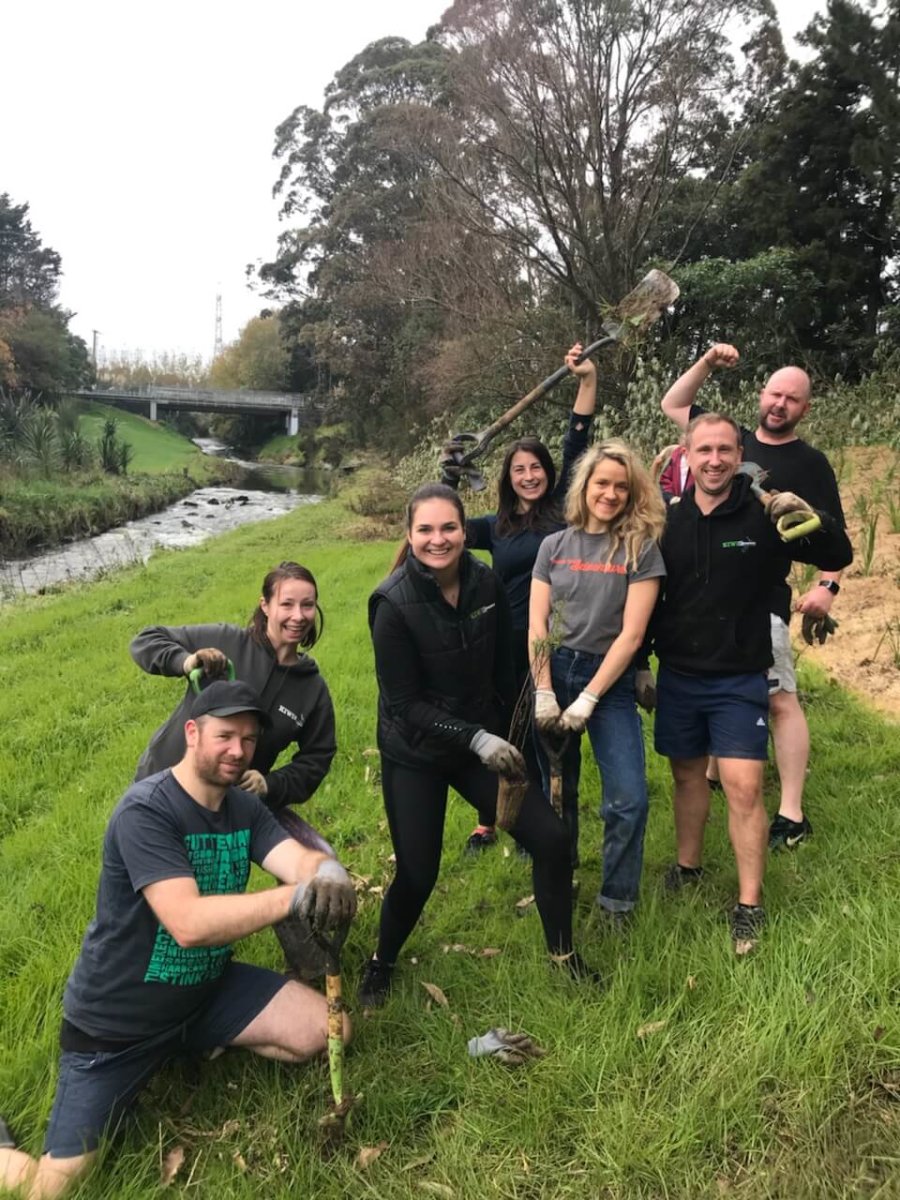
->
[407,498,465,572]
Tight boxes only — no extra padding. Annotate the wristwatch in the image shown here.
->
[818,580,840,595]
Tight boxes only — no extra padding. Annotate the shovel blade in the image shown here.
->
[611,268,680,336]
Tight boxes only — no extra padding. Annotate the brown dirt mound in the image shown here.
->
[793,447,900,724]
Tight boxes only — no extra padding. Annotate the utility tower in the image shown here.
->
[213,291,223,360]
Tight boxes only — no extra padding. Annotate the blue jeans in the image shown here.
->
[546,647,649,912]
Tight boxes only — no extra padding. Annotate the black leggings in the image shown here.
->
[376,756,573,965]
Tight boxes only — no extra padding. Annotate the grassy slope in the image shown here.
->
[1,499,899,1198]
[77,401,203,473]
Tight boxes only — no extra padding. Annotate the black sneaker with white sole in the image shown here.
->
[663,863,704,892]
[769,813,812,850]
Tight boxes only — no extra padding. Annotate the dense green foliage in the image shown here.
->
[255,0,900,453]
[0,194,92,393]
[1,499,899,1197]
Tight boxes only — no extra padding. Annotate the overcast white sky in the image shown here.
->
[3,0,823,363]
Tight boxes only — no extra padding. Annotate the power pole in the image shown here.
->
[213,291,223,361]
[91,329,100,367]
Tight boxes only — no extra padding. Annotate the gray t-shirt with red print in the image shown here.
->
[533,527,665,655]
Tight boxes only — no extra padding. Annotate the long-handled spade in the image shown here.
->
[313,923,357,1145]
[443,268,680,489]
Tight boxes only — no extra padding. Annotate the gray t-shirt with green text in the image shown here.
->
[64,770,288,1041]
[532,527,665,655]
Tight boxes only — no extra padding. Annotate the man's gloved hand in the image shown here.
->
[467,1027,547,1066]
[533,688,561,730]
[183,647,229,678]
[634,669,657,713]
[289,858,357,933]
[238,769,268,796]
[766,491,813,522]
[559,690,599,733]
[469,731,527,779]
[801,613,839,646]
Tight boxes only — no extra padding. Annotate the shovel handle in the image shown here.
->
[777,511,822,542]
[189,659,236,693]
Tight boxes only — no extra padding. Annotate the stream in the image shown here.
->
[0,441,330,599]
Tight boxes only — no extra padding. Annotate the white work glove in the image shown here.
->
[469,731,527,779]
[238,769,268,796]
[634,670,657,713]
[559,690,599,733]
[288,858,357,932]
[182,647,229,678]
[533,688,561,730]
[467,1027,547,1066]
[766,491,813,521]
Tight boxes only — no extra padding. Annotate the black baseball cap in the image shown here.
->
[189,680,271,727]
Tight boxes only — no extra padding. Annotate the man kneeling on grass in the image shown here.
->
[0,681,356,1199]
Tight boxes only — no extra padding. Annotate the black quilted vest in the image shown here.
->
[369,550,504,767]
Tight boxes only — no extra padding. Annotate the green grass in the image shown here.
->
[2,499,900,1198]
[77,401,205,474]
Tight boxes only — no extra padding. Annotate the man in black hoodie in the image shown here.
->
[652,414,852,953]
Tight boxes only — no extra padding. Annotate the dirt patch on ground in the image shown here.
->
[793,446,900,724]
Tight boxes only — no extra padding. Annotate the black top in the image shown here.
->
[369,550,516,769]
[653,473,853,676]
[690,404,847,621]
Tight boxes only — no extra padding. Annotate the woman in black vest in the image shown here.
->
[359,483,593,1008]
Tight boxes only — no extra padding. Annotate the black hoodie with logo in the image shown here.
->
[652,473,853,676]
[130,624,336,810]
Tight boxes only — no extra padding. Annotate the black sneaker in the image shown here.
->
[769,813,812,850]
[465,826,497,854]
[663,863,704,892]
[731,903,766,956]
[359,957,394,1009]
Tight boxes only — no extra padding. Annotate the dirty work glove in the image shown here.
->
[439,440,465,490]
[238,769,268,796]
[469,731,526,779]
[766,491,813,522]
[182,647,229,678]
[467,1027,546,1067]
[289,858,357,933]
[801,613,839,646]
[533,688,562,730]
[559,690,599,733]
[634,670,657,713]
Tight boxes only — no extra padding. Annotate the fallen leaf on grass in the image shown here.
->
[357,1142,389,1169]
[479,947,502,958]
[686,975,697,991]
[418,1183,454,1198]
[160,1145,185,1187]
[442,943,471,955]
[874,1026,886,1041]
[402,1152,436,1171]
[232,1151,247,1173]
[515,894,535,915]
[636,1019,667,1040]
[421,982,450,1008]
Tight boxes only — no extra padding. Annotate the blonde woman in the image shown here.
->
[529,441,667,920]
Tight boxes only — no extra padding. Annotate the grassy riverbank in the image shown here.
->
[1,498,899,1198]
[0,404,232,558]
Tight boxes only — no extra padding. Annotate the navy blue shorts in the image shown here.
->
[44,962,287,1159]
[654,665,769,761]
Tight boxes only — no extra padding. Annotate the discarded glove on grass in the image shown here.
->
[467,1028,546,1067]
[801,613,839,646]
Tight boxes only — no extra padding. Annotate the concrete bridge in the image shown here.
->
[71,385,316,435]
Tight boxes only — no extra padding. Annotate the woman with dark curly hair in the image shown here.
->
[446,344,597,852]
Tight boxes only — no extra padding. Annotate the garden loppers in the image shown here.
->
[442,269,680,489]
[313,922,356,1145]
